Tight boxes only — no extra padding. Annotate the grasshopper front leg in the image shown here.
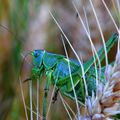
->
[43,70,52,120]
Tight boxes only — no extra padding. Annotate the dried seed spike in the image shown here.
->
[96,83,104,98]
[86,96,92,115]
[92,98,101,114]
[105,65,112,81]
[103,81,110,93]
[91,91,95,102]
[103,103,119,116]
[92,114,105,120]
[111,71,120,82]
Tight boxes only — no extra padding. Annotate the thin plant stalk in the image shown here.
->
[48,10,87,95]
[49,9,88,99]
[36,79,40,120]
[29,80,33,120]
[27,106,43,119]
[83,7,98,86]
[89,0,108,66]
[19,76,28,120]
[112,0,120,26]
[72,2,102,81]
[59,93,77,120]
[83,7,90,35]
[61,35,81,117]
[59,93,73,120]
[102,0,120,54]
[102,0,119,32]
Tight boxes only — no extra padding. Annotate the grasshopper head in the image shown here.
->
[31,50,45,67]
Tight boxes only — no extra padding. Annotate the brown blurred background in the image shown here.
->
[0,0,119,120]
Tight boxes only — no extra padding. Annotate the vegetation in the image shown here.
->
[0,0,120,120]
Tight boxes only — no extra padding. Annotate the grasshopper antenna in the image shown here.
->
[19,51,33,82]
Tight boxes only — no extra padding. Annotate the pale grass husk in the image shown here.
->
[78,51,120,120]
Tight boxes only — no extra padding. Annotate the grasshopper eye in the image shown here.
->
[34,50,40,58]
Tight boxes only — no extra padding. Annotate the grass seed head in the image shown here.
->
[79,51,120,120]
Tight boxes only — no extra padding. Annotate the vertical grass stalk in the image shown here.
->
[61,35,81,116]
[36,79,40,120]
[29,80,33,120]
[73,2,102,81]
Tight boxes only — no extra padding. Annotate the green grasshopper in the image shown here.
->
[29,32,118,104]
[25,33,118,120]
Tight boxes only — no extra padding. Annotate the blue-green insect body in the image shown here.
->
[32,50,81,88]
[30,33,118,103]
